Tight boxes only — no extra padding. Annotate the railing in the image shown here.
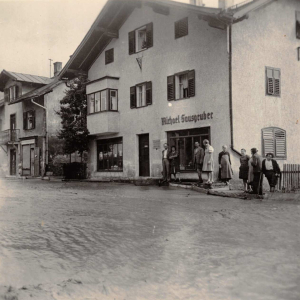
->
[278,164,300,191]
[0,129,20,145]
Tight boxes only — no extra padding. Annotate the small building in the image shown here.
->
[59,0,300,180]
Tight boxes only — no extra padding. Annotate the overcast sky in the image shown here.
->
[0,0,241,78]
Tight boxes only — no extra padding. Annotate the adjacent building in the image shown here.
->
[58,0,300,180]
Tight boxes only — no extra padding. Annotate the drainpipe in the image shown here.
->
[31,98,48,176]
[228,24,241,157]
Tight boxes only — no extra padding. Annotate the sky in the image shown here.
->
[0,0,242,78]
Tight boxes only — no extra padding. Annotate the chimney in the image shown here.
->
[53,62,62,77]
[189,0,204,6]
[218,0,234,9]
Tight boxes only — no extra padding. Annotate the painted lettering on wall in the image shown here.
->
[161,112,213,126]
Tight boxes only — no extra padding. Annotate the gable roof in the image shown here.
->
[0,70,52,92]
[59,0,276,80]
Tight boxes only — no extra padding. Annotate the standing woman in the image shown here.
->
[202,139,214,184]
[248,152,254,193]
[169,146,181,183]
[239,148,250,191]
[218,145,233,185]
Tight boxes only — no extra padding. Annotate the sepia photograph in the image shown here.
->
[0,0,299,299]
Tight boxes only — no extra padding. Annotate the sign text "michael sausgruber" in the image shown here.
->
[161,112,213,126]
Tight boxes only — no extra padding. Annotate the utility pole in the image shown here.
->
[49,59,53,77]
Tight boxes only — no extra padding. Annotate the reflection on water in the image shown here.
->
[0,180,299,300]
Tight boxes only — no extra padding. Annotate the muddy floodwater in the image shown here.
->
[0,179,299,300]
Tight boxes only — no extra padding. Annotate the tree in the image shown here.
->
[57,76,89,160]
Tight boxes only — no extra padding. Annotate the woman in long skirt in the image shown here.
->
[218,145,233,185]
[202,139,214,184]
[239,148,250,191]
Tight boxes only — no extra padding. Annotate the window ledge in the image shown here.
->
[96,170,123,172]
[88,110,118,116]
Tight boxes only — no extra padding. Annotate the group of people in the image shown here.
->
[161,141,281,194]
[161,139,214,184]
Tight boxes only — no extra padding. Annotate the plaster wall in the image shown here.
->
[87,5,231,178]
[232,0,300,168]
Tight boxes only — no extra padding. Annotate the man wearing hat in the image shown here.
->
[250,148,263,195]
[262,153,281,192]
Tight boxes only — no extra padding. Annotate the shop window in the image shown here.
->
[105,48,114,65]
[262,127,286,159]
[266,67,280,97]
[167,127,210,171]
[23,110,35,130]
[167,70,195,101]
[97,137,123,171]
[87,89,118,114]
[175,17,188,39]
[130,82,152,108]
[128,23,153,55]
[296,11,300,39]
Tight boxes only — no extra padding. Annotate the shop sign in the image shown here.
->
[161,112,213,126]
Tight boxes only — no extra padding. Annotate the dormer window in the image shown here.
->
[128,23,153,55]
[6,85,20,102]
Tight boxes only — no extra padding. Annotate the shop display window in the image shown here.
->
[97,137,123,171]
[168,127,210,171]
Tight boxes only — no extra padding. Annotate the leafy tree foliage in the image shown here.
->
[57,76,89,156]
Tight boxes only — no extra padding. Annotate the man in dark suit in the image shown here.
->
[194,141,205,184]
[250,148,263,195]
[262,153,281,192]
[162,143,170,183]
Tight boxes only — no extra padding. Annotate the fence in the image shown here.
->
[279,164,300,191]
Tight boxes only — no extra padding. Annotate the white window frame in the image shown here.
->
[136,84,146,108]
[88,89,118,114]
[135,26,147,53]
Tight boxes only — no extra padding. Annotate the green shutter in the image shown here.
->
[188,70,195,97]
[128,30,135,55]
[167,75,175,100]
[130,86,136,108]
[146,23,153,48]
[146,81,152,105]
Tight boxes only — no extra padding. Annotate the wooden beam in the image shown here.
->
[66,69,88,76]
[94,27,119,38]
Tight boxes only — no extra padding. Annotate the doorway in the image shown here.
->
[139,134,150,177]
[10,149,16,176]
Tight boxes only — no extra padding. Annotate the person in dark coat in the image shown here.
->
[239,148,250,192]
[250,148,263,195]
[193,142,205,184]
[262,153,281,192]
[218,145,233,185]
[169,146,180,182]
[162,143,170,183]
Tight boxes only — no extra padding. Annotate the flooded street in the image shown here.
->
[0,179,299,300]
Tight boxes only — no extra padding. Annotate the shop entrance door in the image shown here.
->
[139,134,150,177]
[10,149,16,176]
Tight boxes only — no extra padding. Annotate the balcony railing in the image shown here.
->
[0,129,20,145]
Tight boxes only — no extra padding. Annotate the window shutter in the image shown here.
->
[105,48,114,65]
[266,68,274,95]
[32,111,36,129]
[188,70,195,97]
[175,17,188,39]
[4,88,8,102]
[130,86,136,108]
[262,128,275,156]
[146,81,152,105]
[296,12,300,39]
[273,69,280,96]
[146,23,153,49]
[23,112,27,130]
[128,30,135,55]
[15,86,19,99]
[167,75,175,100]
[275,128,286,157]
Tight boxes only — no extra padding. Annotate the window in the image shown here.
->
[23,110,35,130]
[87,89,118,114]
[266,67,280,97]
[130,82,152,108]
[105,48,114,64]
[129,23,153,55]
[5,86,20,102]
[175,17,188,39]
[296,11,300,39]
[262,127,286,159]
[167,127,210,171]
[167,70,195,101]
[97,137,123,171]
